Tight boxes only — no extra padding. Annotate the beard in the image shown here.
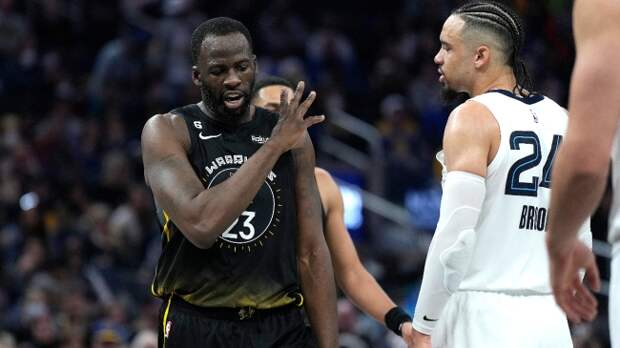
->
[440,86,470,106]
[201,79,255,122]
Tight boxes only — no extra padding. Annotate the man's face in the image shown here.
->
[434,15,473,100]
[252,84,294,112]
[193,32,256,121]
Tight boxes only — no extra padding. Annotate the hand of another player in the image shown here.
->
[547,237,600,323]
[400,322,415,347]
[268,81,324,152]
[404,326,431,348]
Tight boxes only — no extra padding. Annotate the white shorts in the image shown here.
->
[432,290,572,348]
[611,244,620,348]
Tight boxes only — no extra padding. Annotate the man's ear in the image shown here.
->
[192,66,202,87]
[473,45,491,69]
[252,54,258,73]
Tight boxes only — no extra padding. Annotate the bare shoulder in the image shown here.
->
[314,167,340,193]
[444,100,496,140]
[142,112,186,137]
[314,167,334,184]
[314,167,341,212]
[443,100,497,175]
[141,112,190,152]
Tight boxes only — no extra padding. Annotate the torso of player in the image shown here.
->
[446,90,590,293]
[151,105,300,308]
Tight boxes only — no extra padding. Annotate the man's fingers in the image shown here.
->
[303,115,325,128]
[559,292,582,323]
[556,285,584,323]
[401,323,415,346]
[296,91,316,118]
[573,274,597,306]
[558,277,597,323]
[291,81,305,108]
[279,89,290,116]
[585,260,601,292]
[572,277,598,320]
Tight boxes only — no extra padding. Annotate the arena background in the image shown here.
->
[0,0,611,347]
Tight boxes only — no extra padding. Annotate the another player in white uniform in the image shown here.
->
[547,0,620,346]
[408,2,592,347]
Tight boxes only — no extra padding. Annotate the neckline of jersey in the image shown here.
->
[193,103,262,132]
[487,89,544,105]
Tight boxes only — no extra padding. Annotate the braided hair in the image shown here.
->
[453,1,534,96]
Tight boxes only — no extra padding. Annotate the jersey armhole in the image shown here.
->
[471,96,505,176]
[172,110,197,158]
[486,113,504,175]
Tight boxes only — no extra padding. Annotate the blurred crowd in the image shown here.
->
[0,0,611,347]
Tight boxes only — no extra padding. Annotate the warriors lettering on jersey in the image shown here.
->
[203,154,282,253]
[518,204,548,232]
[205,155,277,181]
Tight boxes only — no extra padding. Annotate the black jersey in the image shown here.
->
[150,104,300,309]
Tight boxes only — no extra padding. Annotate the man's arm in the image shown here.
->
[546,0,620,322]
[315,169,409,328]
[141,113,286,248]
[295,138,338,348]
[547,0,620,251]
[141,82,323,249]
[411,101,496,344]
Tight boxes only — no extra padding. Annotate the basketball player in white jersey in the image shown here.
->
[408,2,592,347]
[547,0,620,346]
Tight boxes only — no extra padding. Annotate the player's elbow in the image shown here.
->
[581,158,609,179]
[298,246,321,264]
[298,240,329,268]
[563,157,608,183]
[189,227,219,249]
[181,211,220,249]
[558,140,610,180]
[335,265,363,294]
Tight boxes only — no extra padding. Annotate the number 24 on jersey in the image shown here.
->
[505,131,563,197]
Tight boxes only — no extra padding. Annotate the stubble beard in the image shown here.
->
[201,80,255,123]
[440,85,470,105]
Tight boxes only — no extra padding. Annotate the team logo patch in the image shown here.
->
[251,135,269,144]
[529,109,538,123]
[206,166,282,252]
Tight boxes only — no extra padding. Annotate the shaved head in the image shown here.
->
[451,1,533,95]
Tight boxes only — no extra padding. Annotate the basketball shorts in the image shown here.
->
[158,296,316,348]
[432,290,572,348]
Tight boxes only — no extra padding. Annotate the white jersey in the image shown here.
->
[442,90,592,294]
[610,132,620,244]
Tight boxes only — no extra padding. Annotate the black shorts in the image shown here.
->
[157,296,316,348]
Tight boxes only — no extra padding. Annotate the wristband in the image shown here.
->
[385,306,412,336]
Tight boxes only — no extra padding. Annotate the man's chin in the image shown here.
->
[441,87,469,104]
[219,104,250,119]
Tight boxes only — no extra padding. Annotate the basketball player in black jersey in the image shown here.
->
[141,17,338,347]
[253,76,415,346]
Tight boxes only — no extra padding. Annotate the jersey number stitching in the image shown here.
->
[505,131,562,197]
[221,211,256,240]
